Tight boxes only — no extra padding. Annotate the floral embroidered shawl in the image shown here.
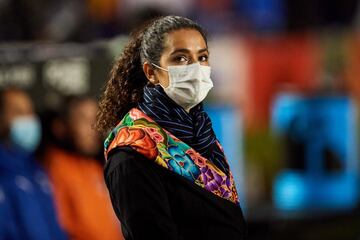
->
[104,108,239,204]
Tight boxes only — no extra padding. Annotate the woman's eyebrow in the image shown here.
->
[170,48,190,55]
[198,48,209,54]
[170,48,209,56]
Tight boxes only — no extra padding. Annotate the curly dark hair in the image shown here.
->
[96,15,207,134]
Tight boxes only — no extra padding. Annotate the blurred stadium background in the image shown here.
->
[1,0,360,239]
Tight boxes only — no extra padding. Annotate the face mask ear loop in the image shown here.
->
[149,63,168,88]
[151,63,169,72]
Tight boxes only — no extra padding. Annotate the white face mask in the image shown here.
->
[152,62,213,111]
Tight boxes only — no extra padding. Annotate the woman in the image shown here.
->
[96,16,246,240]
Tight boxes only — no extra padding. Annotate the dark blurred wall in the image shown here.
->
[286,0,359,31]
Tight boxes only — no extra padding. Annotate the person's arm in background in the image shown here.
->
[105,147,184,240]
[1,174,67,240]
[47,163,85,239]
[32,167,68,240]
[46,150,123,240]
[0,185,13,238]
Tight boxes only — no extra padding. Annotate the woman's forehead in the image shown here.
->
[162,29,207,54]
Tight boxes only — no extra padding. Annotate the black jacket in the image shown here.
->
[104,147,246,240]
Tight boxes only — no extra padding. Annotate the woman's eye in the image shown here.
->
[199,55,209,62]
[175,56,188,63]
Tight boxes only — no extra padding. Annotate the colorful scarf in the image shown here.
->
[104,108,239,204]
[138,85,228,174]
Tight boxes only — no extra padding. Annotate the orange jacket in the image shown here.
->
[44,147,123,240]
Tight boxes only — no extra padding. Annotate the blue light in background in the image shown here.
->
[271,94,359,211]
[273,171,307,210]
[274,170,359,211]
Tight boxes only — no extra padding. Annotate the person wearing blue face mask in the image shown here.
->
[96,16,246,240]
[0,87,67,240]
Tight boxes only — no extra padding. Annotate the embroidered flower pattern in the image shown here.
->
[107,127,158,160]
[104,108,239,204]
[167,145,201,181]
[145,127,164,143]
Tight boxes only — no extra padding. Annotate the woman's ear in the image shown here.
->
[143,62,158,85]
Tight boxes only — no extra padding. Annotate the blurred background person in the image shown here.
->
[0,87,67,240]
[41,96,123,240]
